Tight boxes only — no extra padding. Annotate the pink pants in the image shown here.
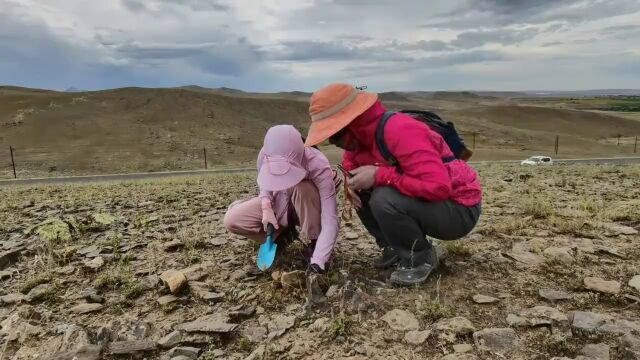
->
[223,180,321,243]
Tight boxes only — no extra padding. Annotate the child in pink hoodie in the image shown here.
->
[224,125,340,273]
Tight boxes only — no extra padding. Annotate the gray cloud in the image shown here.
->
[121,0,230,13]
[268,41,413,62]
[451,28,540,48]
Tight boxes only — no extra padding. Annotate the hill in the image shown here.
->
[2,85,640,177]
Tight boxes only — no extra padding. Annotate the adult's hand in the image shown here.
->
[348,188,363,210]
[347,165,378,192]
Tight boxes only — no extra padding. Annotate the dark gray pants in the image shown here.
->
[357,187,481,267]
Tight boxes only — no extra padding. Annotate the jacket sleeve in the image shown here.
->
[342,150,358,172]
[308,155,340,270]
[374,116,452,201]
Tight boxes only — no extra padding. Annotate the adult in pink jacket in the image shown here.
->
[305,83,482,286]
[224,125,339,273]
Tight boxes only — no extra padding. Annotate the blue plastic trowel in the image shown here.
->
[257,223,277,271]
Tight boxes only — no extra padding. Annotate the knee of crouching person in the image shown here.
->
[222,209,240,234]
[369,187,399,215]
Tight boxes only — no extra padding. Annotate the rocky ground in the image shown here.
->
[0,164,639,359]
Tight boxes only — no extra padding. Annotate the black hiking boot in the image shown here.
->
[373,247,400,269]
[389,244,439,286]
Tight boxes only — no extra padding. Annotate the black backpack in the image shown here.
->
[375,110,472,166]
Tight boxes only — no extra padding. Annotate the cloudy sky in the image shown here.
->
[1,0,640,92]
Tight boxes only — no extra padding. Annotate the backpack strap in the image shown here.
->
[375,111,398,165]
[376,111,456,165]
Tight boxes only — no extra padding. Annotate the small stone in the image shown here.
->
[434,317,476,336]
[454,344,474,353]
[162,239,184,252]
[473,295,499,304]
[507,306,568,328]
[280,271,305,289]
[345,232,358,240]
[245,345,266,360]
[0,293,29,305]
[157,295,179,306]
[404,330,432,345]
[442,354,478,360]
[51,344,103,360]
[579,343,609,360]
[571,311,614,333]
[228,305,256,321]
[618,334,640,359]
[92,213,116,226]
[268,315,296,339]
[169,346,200,359]
[209,238,228,246]
[177,314,238,333]
[539,288,573,301]
[189,282,224,302]
[381,309,420,331]
[171,356,191,360]
[81,290,104,304]
[0,270,12,280]
[229,268,247,281]
[473,328,517,354]
[628,275,640,293]
[309,318,330,333]
[84,256,105,271]
[584,277,621,295]
[543,247,575,264]
[71,303,104,314]
[161,270,188,295]
[108,340,156,355]
[603,223,638,235]
[157,331,182,349]
[240,326,267,342]
[27,283,54,301]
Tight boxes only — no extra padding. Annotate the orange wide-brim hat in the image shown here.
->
[305,83,378,147]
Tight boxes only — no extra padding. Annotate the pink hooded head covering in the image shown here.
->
[257,125,308,192]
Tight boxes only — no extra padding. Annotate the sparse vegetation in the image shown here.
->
[521,195,554,219]
[416,300,454,322]
[328,316,353,339]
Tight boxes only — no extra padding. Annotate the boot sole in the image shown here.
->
[373,255,400,269]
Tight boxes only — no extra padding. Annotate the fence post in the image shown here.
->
[203,148,208,169]
[9,146,16,179]
[635,136,638,153]
[554,136,559,155]
[617,135,621,146]
[473,132,476,150]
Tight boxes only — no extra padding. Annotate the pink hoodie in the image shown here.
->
[343,101,482,207]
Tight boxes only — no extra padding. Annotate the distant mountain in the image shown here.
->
[64,87,86,92]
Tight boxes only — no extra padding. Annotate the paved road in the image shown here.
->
[1,157,639,186]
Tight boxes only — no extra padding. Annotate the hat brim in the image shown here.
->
[257,161,307,192]
[305,92,378,147]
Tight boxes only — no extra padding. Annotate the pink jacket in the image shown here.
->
[258,146,339,269]
[342,101,482,207]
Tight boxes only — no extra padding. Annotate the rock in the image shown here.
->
[309,318,330,333]
[345,232,358,240]
[584,277,621,295]
[268,315,296,339]
[381,309,420,331]
[473,328,517,354]
[0,293,29,305]
[442,354,478,360]
[307,273,327,306]
[70,303,104,314]
[629,275,640,293]
[51,345,103,360]
[618,334,640,359]
[228,305,256,321]
[177,314,238,333]
[240,326,267,342]
[229,268,247,281]
[434,317,476,337]
[404,330,432,345]
[569,311,637,336]
[36,218,72,243]
[539,288,573,301]
[453,344,474,353]
[27,283,54,301]
[280,271,305,289]
[507,306,568,328]
[579,343,609,360]
[0,313,44,344]
[157,294,179,306]
[472,295,499,304]
[0,270,12,280]
[189,282,224,302]
[543,247,575,264]
[162,239,184,252]
[81,289,104,304]
[77,245,99,256]
[83,256,105,271]
[91,213,116,226]
[172,356,192,360]
[245,345,266,360]
[108,340,157,355]
[169,346,200,359]
[161,270,188,295]
[0,248,22,270]
[158,331,182,349]
[603,223,638,235]
[183,262,214,281]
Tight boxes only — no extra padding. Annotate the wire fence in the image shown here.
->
[2,134,639,179]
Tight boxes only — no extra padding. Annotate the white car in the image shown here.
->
[521,156,553,166]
